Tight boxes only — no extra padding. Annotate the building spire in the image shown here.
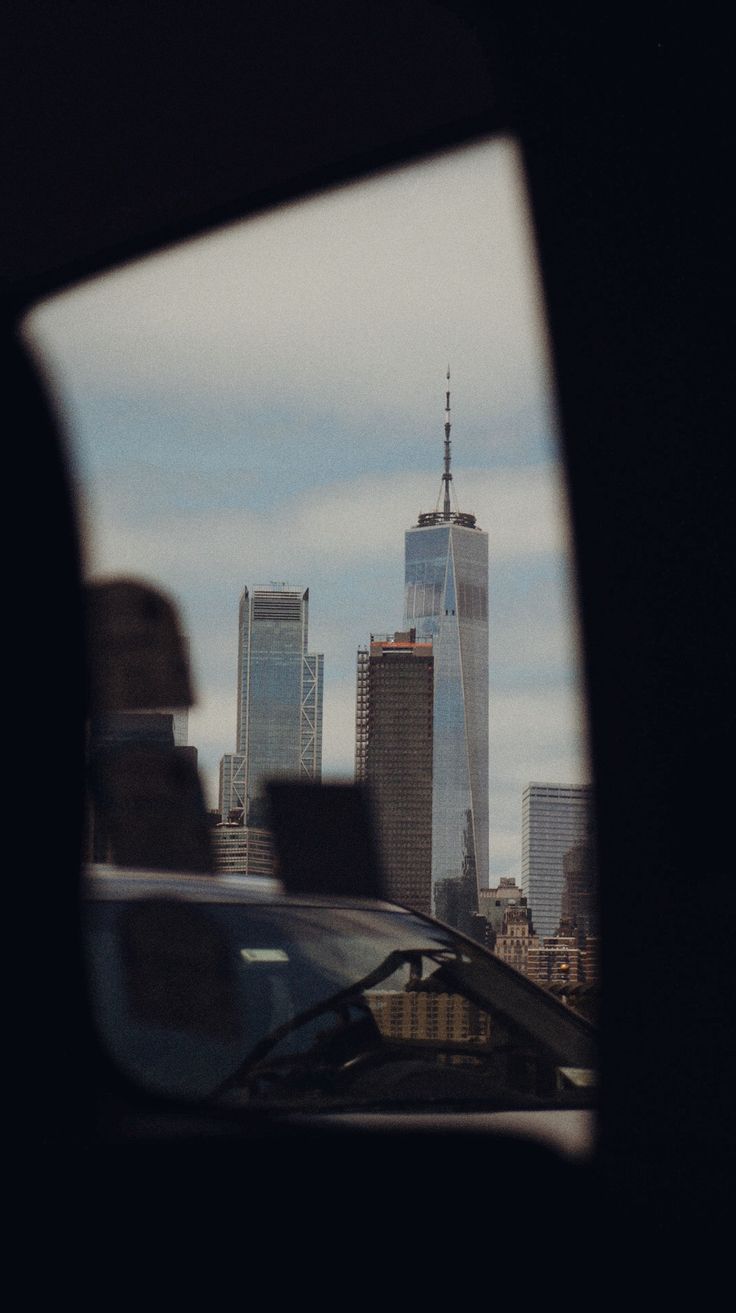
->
[415,365,477,531]
[443,366,452,519]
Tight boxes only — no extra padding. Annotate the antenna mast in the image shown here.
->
[443,366,452,520]
[416,365,477,530]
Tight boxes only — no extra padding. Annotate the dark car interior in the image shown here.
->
[4,2,729,1257]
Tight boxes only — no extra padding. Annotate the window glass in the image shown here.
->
[24,136,596,1025]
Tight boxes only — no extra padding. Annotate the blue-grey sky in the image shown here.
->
[24,136,589,883]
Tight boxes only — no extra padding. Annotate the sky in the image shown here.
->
[24,135,590,884]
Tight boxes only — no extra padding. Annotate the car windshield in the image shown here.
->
[86,888,595,1111]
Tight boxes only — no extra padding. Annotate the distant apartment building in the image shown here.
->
[521,783,594,937]
[367,990,492,1045]
[355,630,433,915]
[527,934,583,989]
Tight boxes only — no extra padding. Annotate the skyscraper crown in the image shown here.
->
[415,367,478,530]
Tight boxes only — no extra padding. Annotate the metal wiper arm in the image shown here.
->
[215,946,456,1096]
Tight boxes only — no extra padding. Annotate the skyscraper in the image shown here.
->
[560,836,598,938]
[403,371,489,927]
[209,822,275,877]
[219,584,323,826]
[521,783,593,936]
[355,629,433,914]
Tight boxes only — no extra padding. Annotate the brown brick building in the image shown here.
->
[355,630,433,914]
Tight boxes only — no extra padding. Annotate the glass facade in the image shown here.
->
[404,522,489,924]
[521,783,593,937]
[219,752,246,821]
[220,586,323,825]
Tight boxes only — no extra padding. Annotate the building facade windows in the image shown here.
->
[404,520,489,927]
[521,783,593,937]
[220,585,323,826]
[355,631,433,916]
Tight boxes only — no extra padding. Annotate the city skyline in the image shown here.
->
[24,136,589,884]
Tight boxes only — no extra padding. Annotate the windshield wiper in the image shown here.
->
[214,946,458,1098]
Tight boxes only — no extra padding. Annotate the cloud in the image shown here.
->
[23,133,590,882]
[25,137,555,449]
[491,614,581,682]
[487,828,524,878]
[484,686,590,881]
[321,681,360,779]
[82,461,585,846]
[491,687,588,765]
[83,464,571,585]
[78,459,577,718]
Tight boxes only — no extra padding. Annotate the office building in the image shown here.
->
[521,783,594,936]
[355,629,433,914]
[493,899,537,977]
[219,584,323,826]
[478,878,524,948]
[403,370,489,927]
[210,823,275,877]
[560,836,598,938]
[219,752,246,822]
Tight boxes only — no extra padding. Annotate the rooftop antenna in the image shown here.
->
[443,365,452,519]
[417,366,477,530]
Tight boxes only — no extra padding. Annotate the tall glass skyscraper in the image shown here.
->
[219,585,323,826]
[521,783,593,936]
[403,373,489,929]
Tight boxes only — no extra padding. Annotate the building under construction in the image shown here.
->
[355,630,433,915]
